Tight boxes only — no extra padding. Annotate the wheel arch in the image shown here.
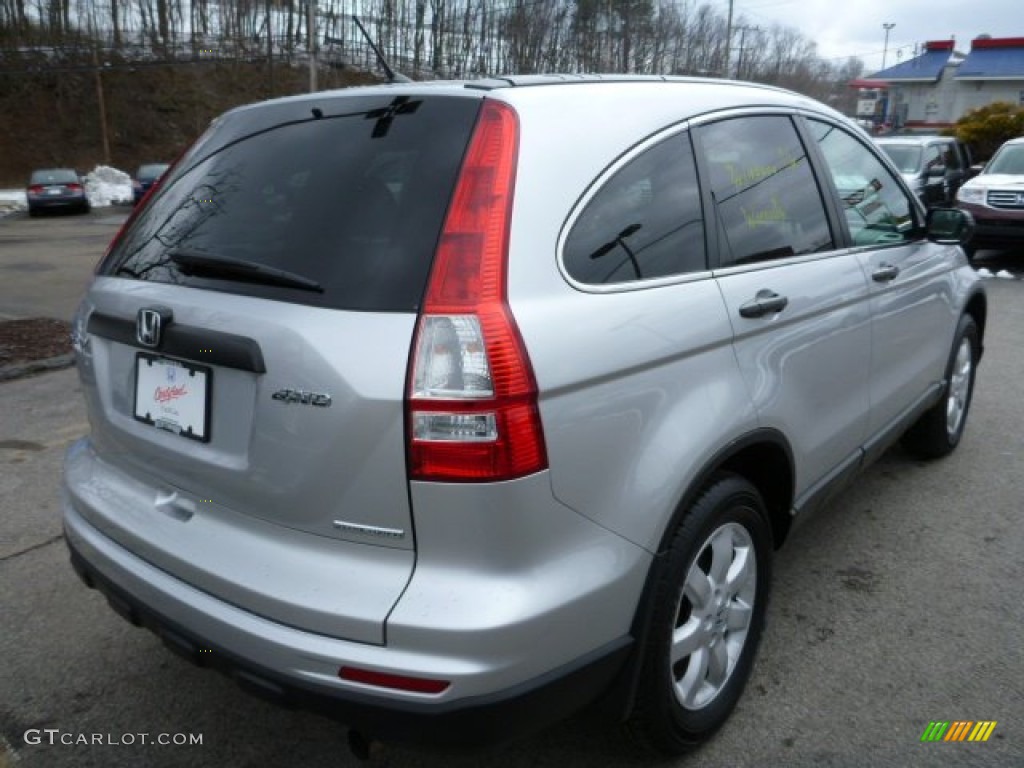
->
[656,428,795,555]
[964,289,987,360]
[600,429,795,723]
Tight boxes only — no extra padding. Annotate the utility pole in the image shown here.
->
[724,0,734,78]
[735,24,758,80]
[882,22,895,69]
[92,45,111,165]
[266,0,274,96]
[307,0,317,92]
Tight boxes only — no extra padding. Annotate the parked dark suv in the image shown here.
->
[64,76,984,755]
[876,135,973,208]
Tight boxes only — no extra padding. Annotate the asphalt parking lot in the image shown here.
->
[1,209,1022,767]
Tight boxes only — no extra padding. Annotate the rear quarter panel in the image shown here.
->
[498,83,776,551]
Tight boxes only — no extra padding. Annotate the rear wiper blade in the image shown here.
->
[169,249,324,293]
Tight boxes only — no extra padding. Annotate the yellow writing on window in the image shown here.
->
[724,150,803,190]
[742,196,788,228]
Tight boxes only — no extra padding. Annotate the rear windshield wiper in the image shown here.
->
[169,249,324,293]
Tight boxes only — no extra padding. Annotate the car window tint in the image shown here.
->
[137,164,169,179]
[807,119,918,248]
[942,144,960,170]
[101,96,480,312]
[563,131,706,284]
[879,145,920,173]
[986,144,1024,174]
[924,145,943,171]
[30,169,77,184]
[699,116,833,268]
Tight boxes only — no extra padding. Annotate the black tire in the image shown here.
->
[625,474,772,755]
[902,314,979,459]
[27,207,39,218]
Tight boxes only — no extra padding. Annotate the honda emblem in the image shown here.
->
[136,308,168,348]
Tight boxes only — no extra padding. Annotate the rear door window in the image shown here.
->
[101,95,481,312]
[698,115,834,268]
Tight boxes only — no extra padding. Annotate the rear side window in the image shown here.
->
[563,131,706,285]
[699,115,833,268]
[102,96,481,312]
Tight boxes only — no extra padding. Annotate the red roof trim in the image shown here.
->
[904,120,955,129]
[972,37,1024,49]
[849,79,889,89]
[925,40,955,51]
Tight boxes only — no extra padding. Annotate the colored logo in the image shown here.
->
[921,721,997,742]
[154,384,189,403]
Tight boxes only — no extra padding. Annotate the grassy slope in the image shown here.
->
[0,59,379,186]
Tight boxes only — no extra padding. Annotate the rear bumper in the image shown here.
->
[64,524,631,745]
[63,437,649,745]
[27,196,88,209]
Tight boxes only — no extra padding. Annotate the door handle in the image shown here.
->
[738,289,789,318]
[872,264,900,282]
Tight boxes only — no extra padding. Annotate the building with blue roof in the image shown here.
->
[853,37,1024,131]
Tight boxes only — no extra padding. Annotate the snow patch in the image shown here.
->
[995,269,1016,280]
[0,188,27,213]
[975,268,993,278]
[84,165,132,207]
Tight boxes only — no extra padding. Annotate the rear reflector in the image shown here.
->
[338,667,450,694]
[407,99,547,483]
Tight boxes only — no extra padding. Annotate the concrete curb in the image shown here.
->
[0,353,75,382]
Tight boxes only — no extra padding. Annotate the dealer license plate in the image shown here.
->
[133,354,211,442]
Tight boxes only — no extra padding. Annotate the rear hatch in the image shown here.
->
[74,89,483,640]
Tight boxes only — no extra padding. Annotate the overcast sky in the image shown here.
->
[727,0,1020,74]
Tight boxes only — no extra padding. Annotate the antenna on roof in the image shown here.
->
[351,15,411,83]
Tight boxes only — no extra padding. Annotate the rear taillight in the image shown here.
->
[66,182,82,191]
[407,100,547,482]
[27,185,44,194]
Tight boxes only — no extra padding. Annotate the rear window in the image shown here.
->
[878,145,922,174]
[101,94,482,312]
[136,164,169,180]
[30,169,78,184]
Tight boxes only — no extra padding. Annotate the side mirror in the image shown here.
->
[926,164,947,179]
[926,208,974,245]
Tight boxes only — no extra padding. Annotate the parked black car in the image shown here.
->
[131,163,170,205]
[875,136,973,208]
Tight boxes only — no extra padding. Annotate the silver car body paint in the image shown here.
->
[62,76,982,727]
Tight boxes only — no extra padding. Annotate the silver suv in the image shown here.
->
[63,76,985,754]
